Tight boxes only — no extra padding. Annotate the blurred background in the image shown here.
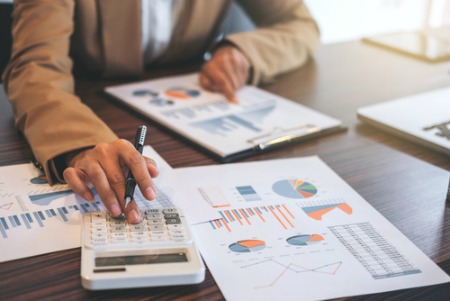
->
[1,0,450,78]
[305,0,450,44]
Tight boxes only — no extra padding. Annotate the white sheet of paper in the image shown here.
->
[173,157,449,300]
[105,73,343,158]
[0,146,178,262]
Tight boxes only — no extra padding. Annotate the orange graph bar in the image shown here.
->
[213,219,221,229]
[232,210,244,225]
[275,206,294,228]
[254,208,266,222]
[224,210,234,222]
[239,209,251,225]
[282,204,295,219]
[221,218,232,232]
[268,206,287,229]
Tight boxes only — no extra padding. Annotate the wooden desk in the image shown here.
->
[1,40,450,300]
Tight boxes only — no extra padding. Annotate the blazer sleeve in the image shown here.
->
[2,0,117,184]
[226,0,320,85]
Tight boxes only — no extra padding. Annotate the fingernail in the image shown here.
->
[110,204,122,217]
[129,210,141,224]
[83,191,93,201]
[144,186,156,200]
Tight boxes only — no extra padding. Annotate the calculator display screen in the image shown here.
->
[95,253,187,267]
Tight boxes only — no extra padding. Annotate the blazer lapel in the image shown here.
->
[98,0,143,77]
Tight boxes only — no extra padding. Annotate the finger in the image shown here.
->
[215,72,238,103]
[144,157,159,178]
[123,198,142,224]
[121,149,156,201]
[202,64,238,102]
[86,164,122,218]
[199,68,221,92]
[63,167,95,201]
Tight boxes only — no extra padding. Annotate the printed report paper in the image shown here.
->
[0,146,214,262]
[173,157,450,300]
[105,73,343,161]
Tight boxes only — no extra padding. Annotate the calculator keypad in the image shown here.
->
[85,208,190,248]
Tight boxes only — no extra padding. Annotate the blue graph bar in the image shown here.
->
[33,212,44,227]
[0,222,7,238]
[1,217,8,230]
[232,209,242,219]
[38,211,46,220]
[13,215,20,226]
[8,216,17,227]
[73,205,79,211]
[93,202,101,211]
[45,209,52,218]
[50,209,56,216]
[241,209,250,218]
[209,221,217,230]
[25,213,33,223]
[62,207,68,214]
[21,214,31,229]
[80,204,88,213]
[219,211,228,222]
[57,208,68,222]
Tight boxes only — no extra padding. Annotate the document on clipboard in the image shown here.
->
[105,73,344,161]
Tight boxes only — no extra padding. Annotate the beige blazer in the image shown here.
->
[3,0,319,183]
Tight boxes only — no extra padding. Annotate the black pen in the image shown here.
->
[124,125,147,208]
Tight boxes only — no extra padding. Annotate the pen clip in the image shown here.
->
[247,124,321,150]
[134,125,147,153]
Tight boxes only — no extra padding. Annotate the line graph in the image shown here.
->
[241,259,342,289]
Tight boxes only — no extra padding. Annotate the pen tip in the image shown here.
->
[125,196,131,208]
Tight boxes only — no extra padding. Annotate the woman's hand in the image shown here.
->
[63,139,159,224]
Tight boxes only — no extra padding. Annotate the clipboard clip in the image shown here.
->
[247,124,321,150]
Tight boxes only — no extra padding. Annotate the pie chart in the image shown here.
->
[229,240,266,253]
[286,234,324,246]
[272,179,317,199]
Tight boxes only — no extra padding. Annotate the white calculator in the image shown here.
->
[80,208,205,290]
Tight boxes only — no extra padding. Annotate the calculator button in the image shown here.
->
[91,238,108,245]
[145,209,162,214]
[110,226,127,233]
[169,230,184,236]
[165,218,181,224]
[150,235,168,241]
[170,235,186,241]
[91,233,108,240]
[164,213,179,219]
[147,224,164,231]
[147,219,164,225]
[129,225,146,232]
[167,224,183,230]
[162,208,178,214]
[149,230,166,236]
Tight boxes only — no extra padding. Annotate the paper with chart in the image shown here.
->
[105,73,343,159]
[173,157,450,301]
[0,146,213,262]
